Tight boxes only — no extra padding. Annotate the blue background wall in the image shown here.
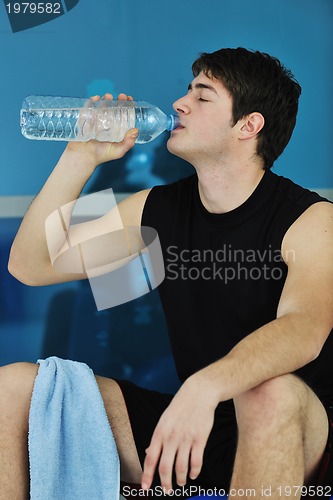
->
[0,0,332,383]
[0,0,332,194]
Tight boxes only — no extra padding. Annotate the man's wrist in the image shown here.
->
[61,144,99,176]
[186,367,225,408]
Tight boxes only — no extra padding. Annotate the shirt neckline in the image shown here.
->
[194,169,278,227]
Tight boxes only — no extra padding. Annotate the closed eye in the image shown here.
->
[199,98,209,102]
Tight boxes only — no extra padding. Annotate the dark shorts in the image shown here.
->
[116,380,333,496]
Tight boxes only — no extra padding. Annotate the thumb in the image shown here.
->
[107,127,138,160]
[123,127,139,148]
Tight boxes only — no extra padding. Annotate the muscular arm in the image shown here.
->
[142,201,333,491]
[8,94,150,286]
[198,201,333,401]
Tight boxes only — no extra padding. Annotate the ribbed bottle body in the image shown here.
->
[20,96,178,143]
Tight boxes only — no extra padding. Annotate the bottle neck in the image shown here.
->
[167,115,180,131]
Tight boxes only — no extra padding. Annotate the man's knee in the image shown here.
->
[233,374,308,431]
[0,362,39,422]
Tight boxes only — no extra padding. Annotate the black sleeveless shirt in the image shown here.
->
[141,170,333,401]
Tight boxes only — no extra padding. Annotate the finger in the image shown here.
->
[117,93,129,100]
[90,95,101,102]
[189,440,204,480]
[158,444,178,492]
[101,93,113,100]
[127,95,134,101]
[175,443,191,486]
[141,441,162,490]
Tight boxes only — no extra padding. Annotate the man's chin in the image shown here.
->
[167,137,189,162]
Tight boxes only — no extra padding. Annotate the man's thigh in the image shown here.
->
[276,374,332,488]
[299,379,332,485]
[235,373,331,486]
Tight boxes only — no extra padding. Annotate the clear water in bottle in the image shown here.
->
[20,96,179,144]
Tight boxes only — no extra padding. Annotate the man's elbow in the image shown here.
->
[8,251,43,286]
[309,322,333,362]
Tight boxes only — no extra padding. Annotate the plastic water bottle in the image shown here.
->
[20,96,180,144]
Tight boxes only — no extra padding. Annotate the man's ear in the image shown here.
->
[239,113,265,140]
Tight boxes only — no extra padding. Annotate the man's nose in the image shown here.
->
[172,96,190,115]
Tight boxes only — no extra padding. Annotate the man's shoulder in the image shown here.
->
[139,174,197,228]
[286,199,333,231]
[270,171,331,208]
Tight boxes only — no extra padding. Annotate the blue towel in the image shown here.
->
[28,356,120,500]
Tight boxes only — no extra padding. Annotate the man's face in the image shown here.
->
[167,72,237,165]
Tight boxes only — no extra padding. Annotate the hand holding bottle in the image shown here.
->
[65,92,138,168]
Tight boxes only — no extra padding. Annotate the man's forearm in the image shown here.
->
[8,147,97,285]
[191,313,320,404]
[9,118,139,286]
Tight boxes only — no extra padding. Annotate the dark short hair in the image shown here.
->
[192,48,302,169]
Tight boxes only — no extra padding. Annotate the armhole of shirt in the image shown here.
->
[280,198,331,264]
